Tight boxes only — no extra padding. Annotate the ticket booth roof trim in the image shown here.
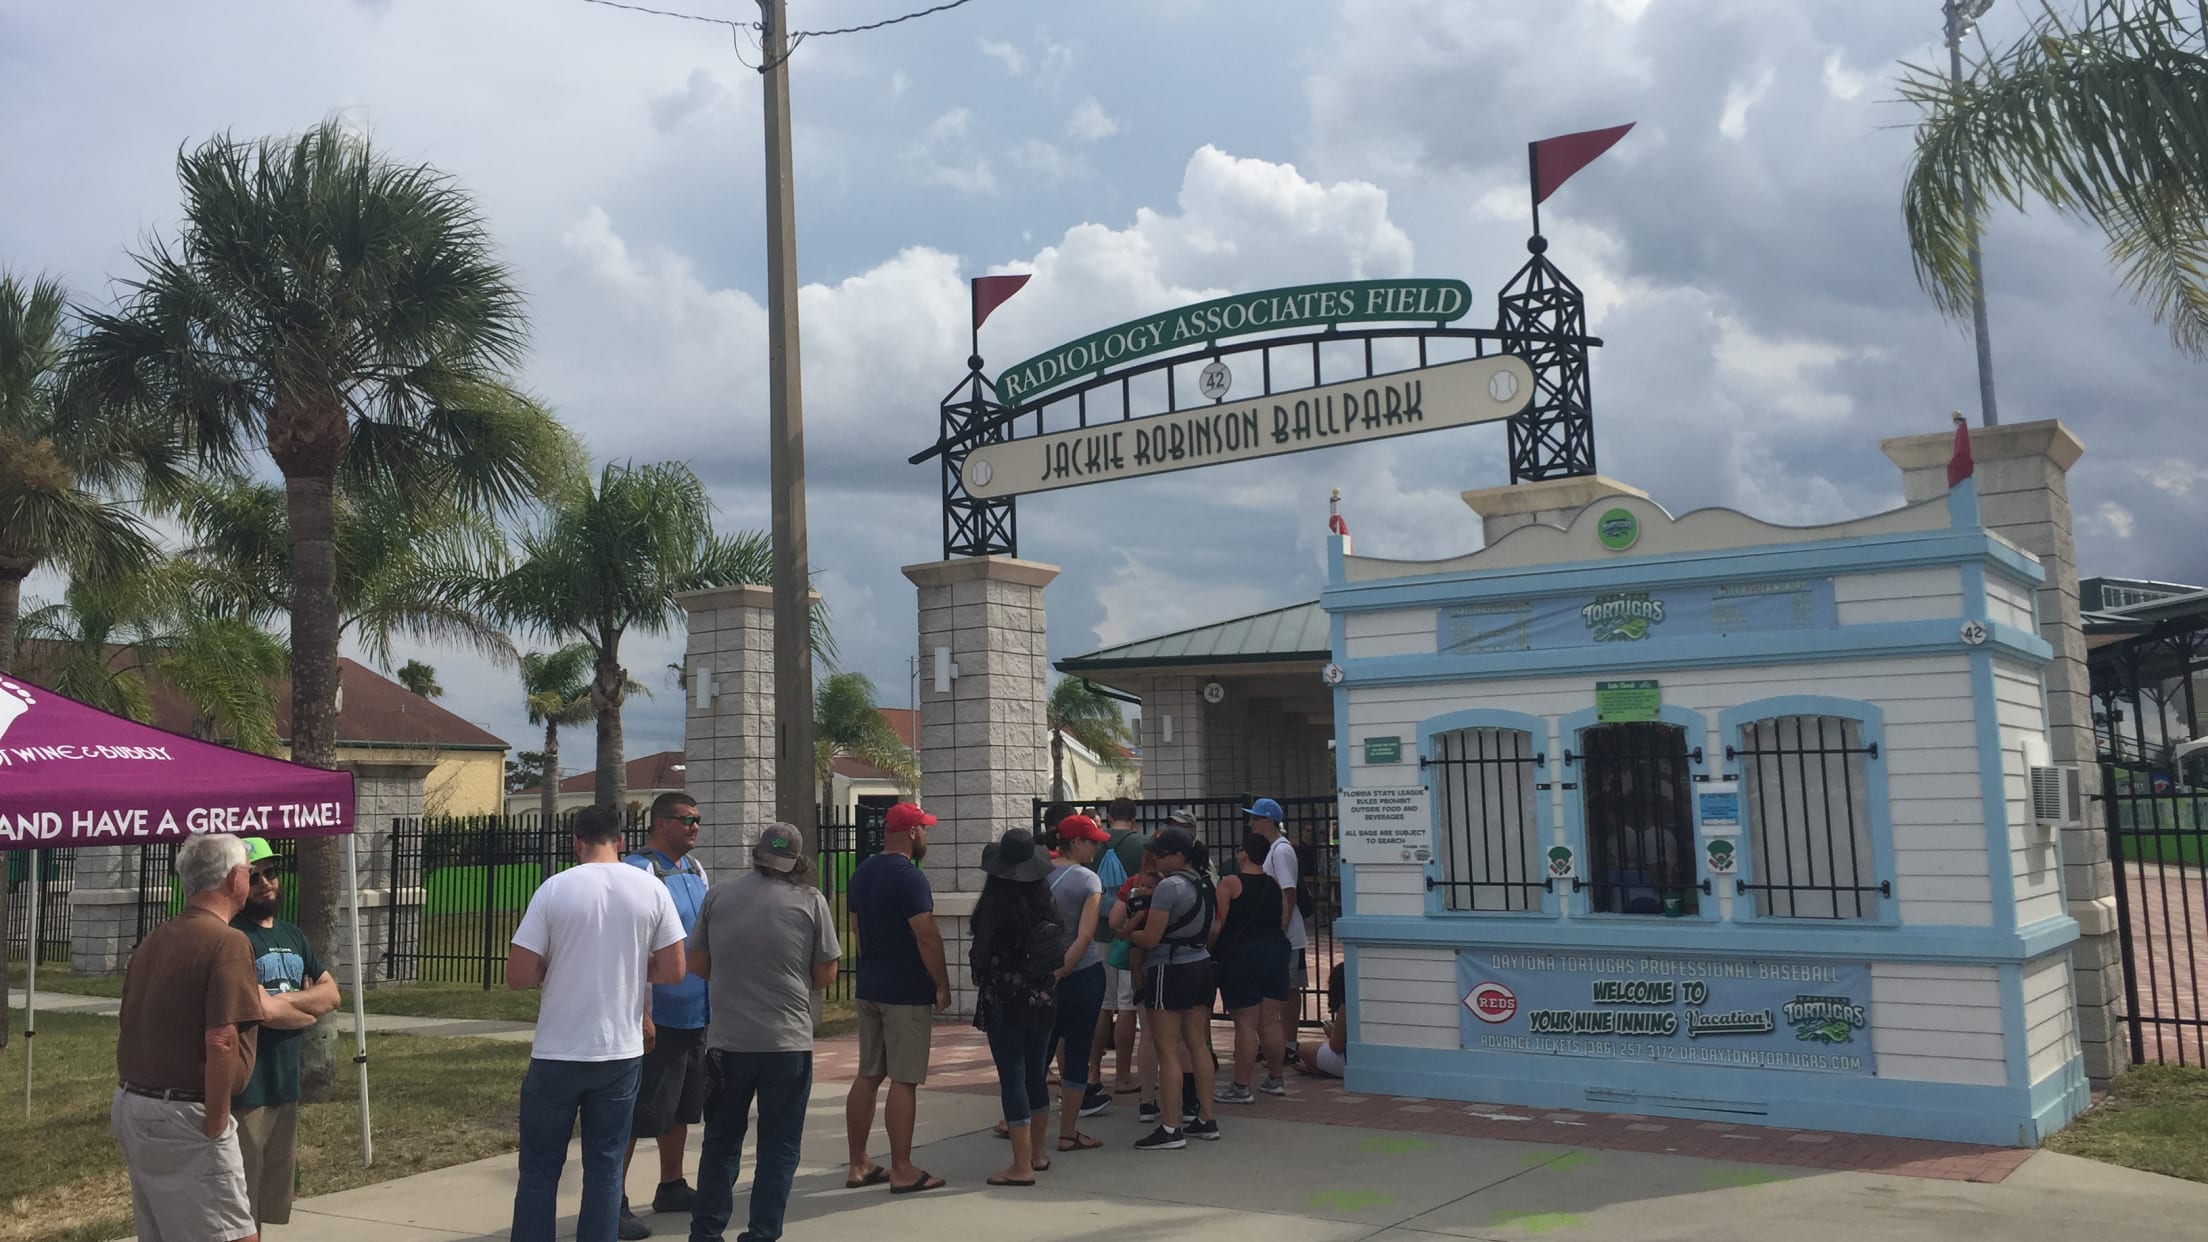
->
[1056,600,1330,672]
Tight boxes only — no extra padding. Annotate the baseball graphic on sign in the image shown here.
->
[1488,369,1519,403]
[1705,839,1737,874]
[1546,845,1575,878]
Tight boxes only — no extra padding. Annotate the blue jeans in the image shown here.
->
[690,1050,813,1242]
[984,1006,1054,1126]
[1052,963,1107,1091]
[513,1056,642,1242]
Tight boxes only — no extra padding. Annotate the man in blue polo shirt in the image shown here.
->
[618,792,711,1239]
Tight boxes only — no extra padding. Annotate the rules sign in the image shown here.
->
[1339,787,1432,864]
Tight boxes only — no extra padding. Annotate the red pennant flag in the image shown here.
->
[1531,123,1635,205]
[972,274,1031,331]
[1947,412,1974,488]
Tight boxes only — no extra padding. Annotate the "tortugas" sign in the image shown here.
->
[960,355,1532,499]
[993,279,1476,404]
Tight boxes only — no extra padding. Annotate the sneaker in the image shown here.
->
[1133,1125,1187,1151]
[1186,1117,1222,1141]
[651,1179,695,1213]
[1138,1101,1161,1125]
[1080,1085,1112,1117]
[1213,1082,1255,1105]
[618,1198,652,1240]
[1257,1076,1288,1097]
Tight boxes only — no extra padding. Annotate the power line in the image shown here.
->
[792,0,981,38]
[578,0,986,40]
[579,0,741,28]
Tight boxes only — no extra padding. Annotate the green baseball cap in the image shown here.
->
[242,838,276,865]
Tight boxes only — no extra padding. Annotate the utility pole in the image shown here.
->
[1945,0,2000,427]
[759,0,817,851]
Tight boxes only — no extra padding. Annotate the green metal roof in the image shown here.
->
[1057,601,1328,672]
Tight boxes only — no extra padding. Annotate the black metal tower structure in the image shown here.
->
[1496,235,1597,482]
[938,359,1017,560]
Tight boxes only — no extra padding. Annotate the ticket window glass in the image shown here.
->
[1576,721,1698,916]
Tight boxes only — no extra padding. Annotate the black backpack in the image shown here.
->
[1159,869,1216,952]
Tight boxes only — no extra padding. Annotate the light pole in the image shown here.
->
[1944,0,2000,427]
[759,0,817,852]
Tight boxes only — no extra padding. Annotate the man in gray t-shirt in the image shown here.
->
[685,825,841,1241]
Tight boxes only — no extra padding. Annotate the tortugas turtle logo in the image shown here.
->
[1582,591,1665,642]
[1784,995,1869,1046]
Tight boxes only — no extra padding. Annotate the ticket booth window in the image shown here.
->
[1577,722,1698,916]
[1735,715,1879,920]
[1429,726,1544,912]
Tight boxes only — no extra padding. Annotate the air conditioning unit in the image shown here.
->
[2020,736,2081,836]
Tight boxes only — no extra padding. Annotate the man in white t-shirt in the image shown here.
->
[507,805,686,1242]
[1244,797,1303,1097]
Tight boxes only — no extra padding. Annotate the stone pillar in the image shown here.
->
[1136,675,1211,803]
[1882,419,2125,1081]
[69,847,147,975]
[903,556,1058,1015]
[1461,475,1650,544]
[678,584,783,877]
[338,758,434,986]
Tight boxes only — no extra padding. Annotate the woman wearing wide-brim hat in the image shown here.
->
[970,828,1062,1186]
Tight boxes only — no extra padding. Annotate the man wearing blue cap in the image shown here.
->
[1243,798,1302,1096]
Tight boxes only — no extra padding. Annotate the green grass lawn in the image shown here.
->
[2046,1065,2208,1184]
[2,1007,535,1242]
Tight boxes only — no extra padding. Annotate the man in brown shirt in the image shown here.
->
[111,832,268,1242]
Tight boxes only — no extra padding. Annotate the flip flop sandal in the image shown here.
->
[986,1175,1036,1187]
[993,1123,1011,1139]
[1032,1158,1051,1173]
[1057,1132,1103,1152]
[891,1172,946,1195]
[844,1167,891,1189]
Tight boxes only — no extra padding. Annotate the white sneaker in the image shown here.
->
[1257,1076,1288,1096]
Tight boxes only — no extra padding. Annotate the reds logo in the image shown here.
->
[1465,981,1517,1024]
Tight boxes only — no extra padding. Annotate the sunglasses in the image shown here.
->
[250,865,283,883]
[669,815,702,826]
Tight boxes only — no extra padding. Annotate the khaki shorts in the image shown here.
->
[111,1089,255,1242]
[1101,964,1136,1011]
[237,1101,301,1225]
[855,1000,933,1085]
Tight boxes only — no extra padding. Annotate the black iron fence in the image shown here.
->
[4,848,74,964]
[383,808,862,996]
[2103,764,2208,1066]
[1032,794,1340,1026]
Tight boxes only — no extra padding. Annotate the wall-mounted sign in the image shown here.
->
[1596,507,1640,551]
[994,279,1476,404]
[1437,578,1838,655]
[1595,679,1661,722]
[1456,951,1874,1075]
[960,355,1533,500]
[1199,360,1232,400]
[1705,839,1738,874]
[1362,736,1403,765]
[1338,786,1432,864]
[1697,783,1741,831]
[1201,680,1226,705]
[1546,845,1576,879]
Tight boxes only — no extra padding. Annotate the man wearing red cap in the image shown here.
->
[843,802,950,1195]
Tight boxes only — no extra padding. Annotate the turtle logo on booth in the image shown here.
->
[1464,981,1518,1024]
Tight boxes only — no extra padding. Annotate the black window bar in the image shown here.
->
[1727,716,1885,919]
[1420,728,1551,911]
[1567,722,1706,915]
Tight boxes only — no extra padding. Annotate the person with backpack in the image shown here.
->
[1126,825,1221,1150]
[970,828,1063,1186]
[1086,798,1142,1104]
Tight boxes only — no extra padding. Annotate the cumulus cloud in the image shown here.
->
[1068,96,1120,143]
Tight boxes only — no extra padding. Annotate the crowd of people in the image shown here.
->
[104,791,1349,1242]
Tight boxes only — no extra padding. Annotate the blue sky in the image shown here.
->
[4,0,2201,772]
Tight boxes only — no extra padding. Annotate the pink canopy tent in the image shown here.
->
[0,674,374,1160]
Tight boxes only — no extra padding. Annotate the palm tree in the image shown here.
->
[1048,676,1135,802]
[73,120,576,1095]
[518,643,595,831]
[1902,0,2208,355]
[396,659,443,700]
[814,671,920,811]
[0,270,169,671]
[486,461,823,810]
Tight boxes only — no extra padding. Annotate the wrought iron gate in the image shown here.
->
[2103,762,2208,1065]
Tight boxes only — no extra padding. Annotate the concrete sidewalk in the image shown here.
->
[253,1080,2208,1242]
[9,988,538,1041]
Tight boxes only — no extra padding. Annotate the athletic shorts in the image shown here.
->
[633,1024,708,1135]
[1218,941,1292,1011]
[1143,958,1216,1013]
[1314,1041,1346,1077]
[1101,964,1136,1011]
[856,1000,933,1085]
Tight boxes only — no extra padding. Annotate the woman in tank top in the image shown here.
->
[1211,832,1290,1104]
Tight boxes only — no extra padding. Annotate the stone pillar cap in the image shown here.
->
[677,584,821,613]
[902,555,1061,588]
[1881,418,2084,472]
[1461,475,1650,519]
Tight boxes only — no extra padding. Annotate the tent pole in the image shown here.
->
[22,849,37,1117]
[341,833,373,1166]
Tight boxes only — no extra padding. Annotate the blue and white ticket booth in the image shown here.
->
[1325,477,2088,1146]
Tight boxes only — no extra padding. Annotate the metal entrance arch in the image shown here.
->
[915,241,1602,561]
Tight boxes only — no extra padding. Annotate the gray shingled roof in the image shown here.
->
[1057,601,1328,671]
